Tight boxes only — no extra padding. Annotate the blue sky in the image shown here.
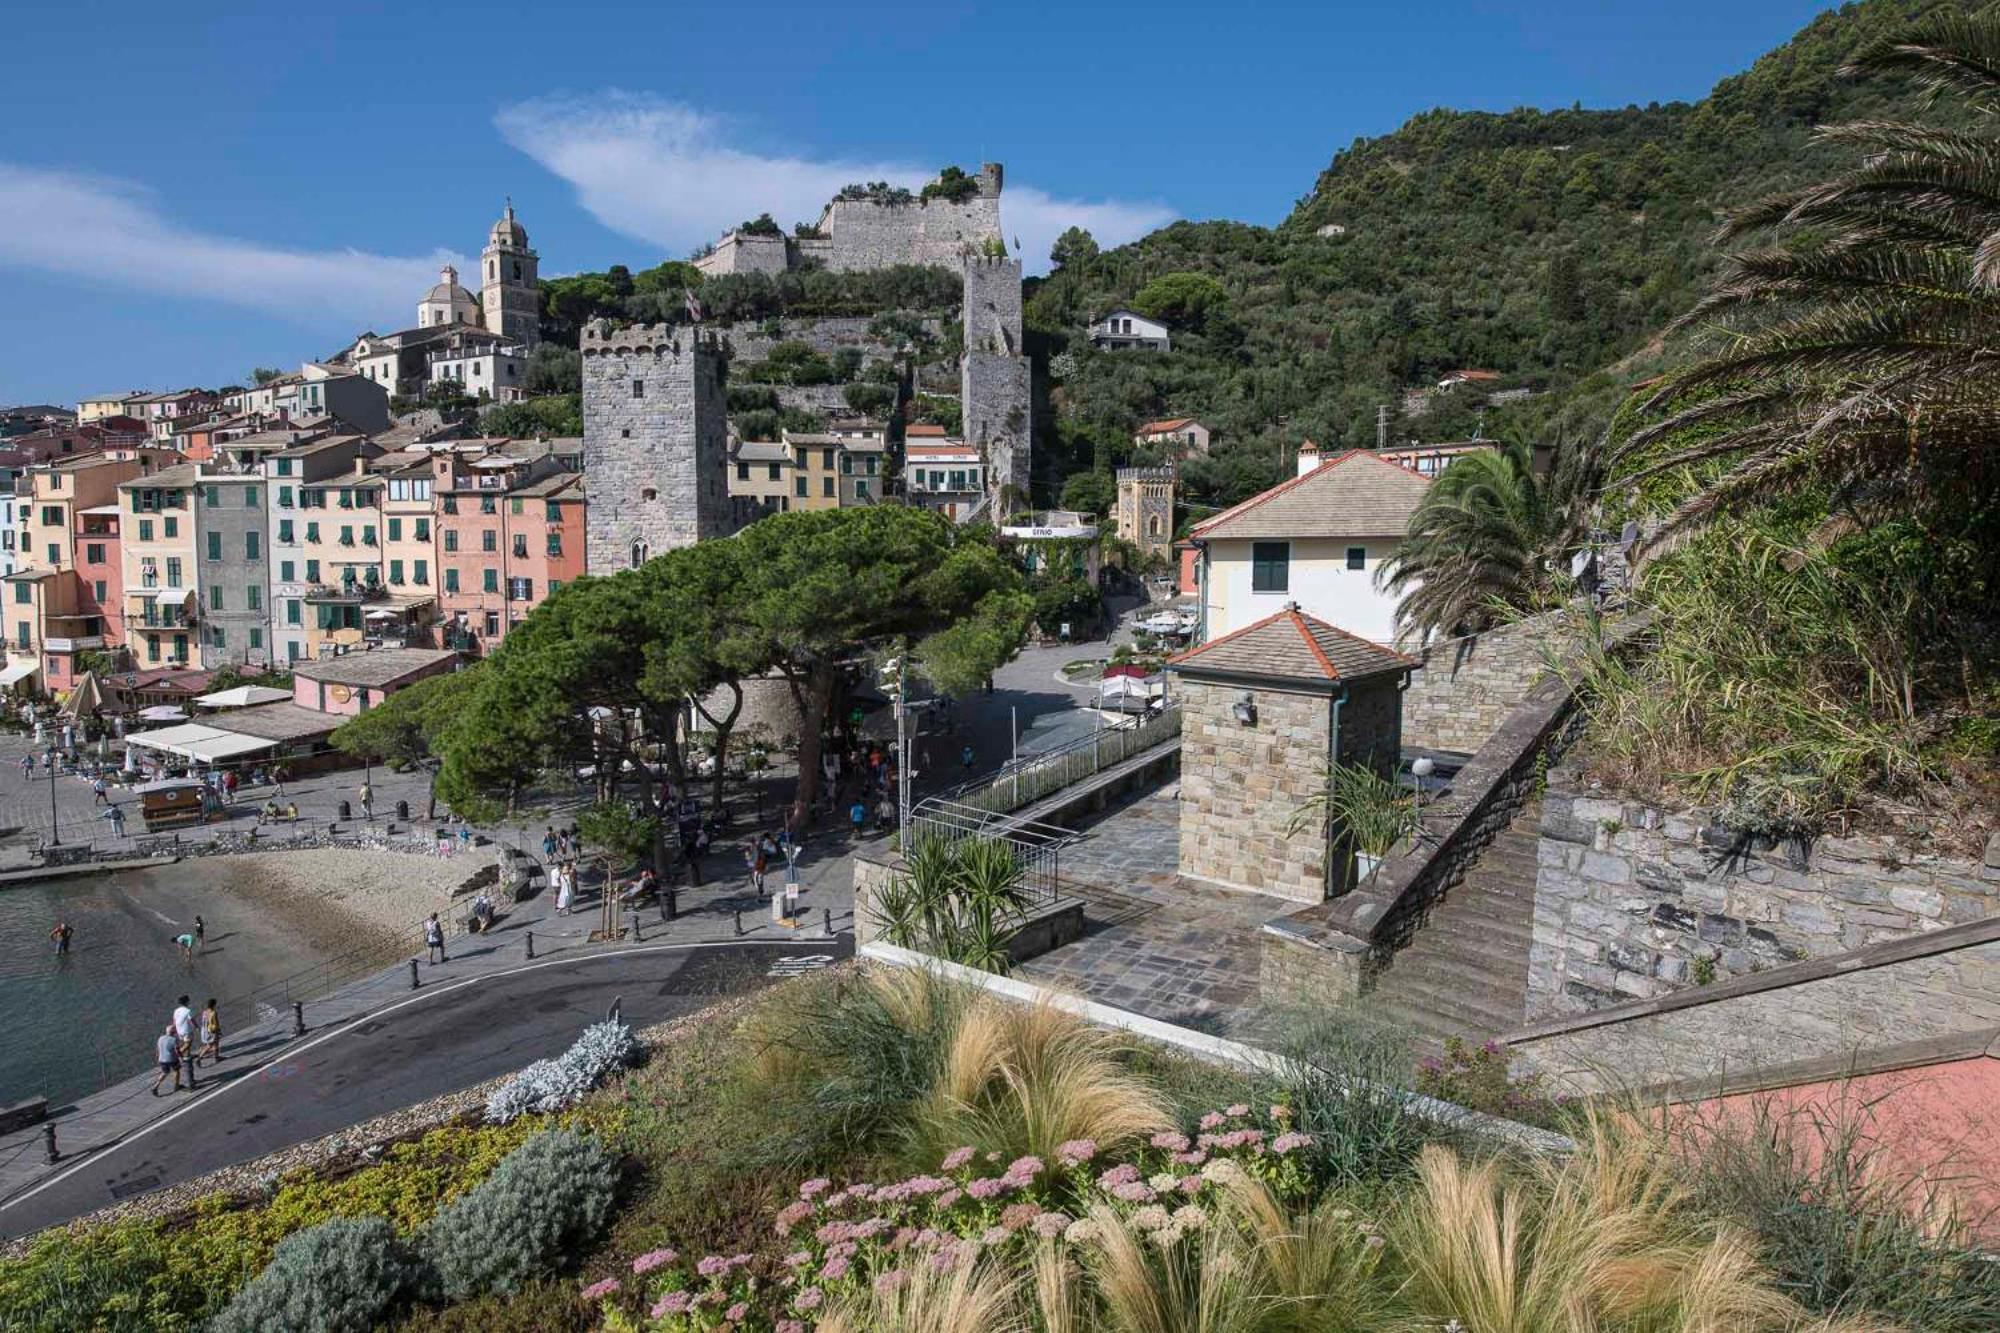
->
[0,0,1833,406]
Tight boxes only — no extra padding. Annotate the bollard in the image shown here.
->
[664,888,678,922]
[525,930,534,959]
[734,909,744,937]
[607,995,622,1024]
[396,799,409,820]
[338,799,351,821]
[631,915,642,942]
[408,957,420,989]
[292,1001,306,1037]
[823,908,833,938]
[42,1123,58,1164]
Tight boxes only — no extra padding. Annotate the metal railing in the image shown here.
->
[946,703,1182,818]
[905,797,1077,906]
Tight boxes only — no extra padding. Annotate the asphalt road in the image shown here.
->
[0,938,849,1240]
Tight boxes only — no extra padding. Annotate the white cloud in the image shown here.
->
[496,93,1174,274]
[0,163,463,327]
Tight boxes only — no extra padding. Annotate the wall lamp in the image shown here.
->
[1232,691,1257,726]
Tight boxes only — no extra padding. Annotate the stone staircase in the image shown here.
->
[1364,805,1541,1046]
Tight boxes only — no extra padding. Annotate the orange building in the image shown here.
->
[432,442,583,655]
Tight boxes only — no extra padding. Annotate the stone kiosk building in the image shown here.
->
[1169,605,1413,903]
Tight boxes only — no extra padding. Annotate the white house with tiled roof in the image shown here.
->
[1133,417,1210,458]
[1188,443,1431,648]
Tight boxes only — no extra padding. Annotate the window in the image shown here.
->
[280,560,294,581]
[205,532,221,560]
[443,530,459,552]
[138,520,153,542]
[11,582,29,604]
[822,477,834,498]
[1251,541,1289,593]
[305,522,320,543]
[304,559,319,582]
[339,525,354,547]
[767,463,781,482]
[210,587,224,611]
[546,533,562,556]
[39,506,59,526]
[212,626,225,648]
[286,599,301,626]
[415,518,430,541]
[163,517,177,538]
[631,379,645,399]
[1345,546,1366,571]
[287,639,300,662]
[165,557,181,585]
[362,525,376,547]
[146,636,159,663]
[840,454,852,475]
[444,567,460,592]
[204,485,219,506]
[277,486,293,509]
[250,627,262,650]
[245,531,260,560]
[736,462,749,481]
[510,497,523,516]
[548,579,562,596]
[442,496,458,515]
[15,623,27,650]
[92,580,106,602]
[45,543,58,565]
[481,530,496,553]
[247,586,260,611]
[278,520,294,544]
[387,518,401,541]
[795,477,808,498]
[855,480,870,499]
[512,535,527,559]
[484,612,501,637]
[822,448,834,470]
[413,559,428,586]
[544,501,562,523]
[245,486,259,506]
[482,568,498,594]
[479,495,496,515]
[508,577,532,601]
[389,559,404,585]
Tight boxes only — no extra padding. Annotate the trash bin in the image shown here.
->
[396,799,410,820]
[338,799,351,821]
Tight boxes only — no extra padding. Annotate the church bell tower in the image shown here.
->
[481,199,541,349]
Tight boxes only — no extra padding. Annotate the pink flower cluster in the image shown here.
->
[1197,1127,1266,1153]
[1056,1138,1098,1166]
[630,1247,678,1275]
[696,1252,754,1278]
[1271,1131,1314,1155]
[579,1276,620,1300]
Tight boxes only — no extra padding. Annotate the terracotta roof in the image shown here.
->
[1137,417,1199,434]
[1190,450,1430,541]
[906,424,949,438]
[1168,605,1414,686]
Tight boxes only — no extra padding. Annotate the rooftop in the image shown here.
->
[1137,417,1201,434]
[734,440,790,463]
[510,472,584,499]
[1168,605,1414,687]
[1190,449,1430,542]
[117,463,202,490]
[206,702,343,742]
[292,647,459,689]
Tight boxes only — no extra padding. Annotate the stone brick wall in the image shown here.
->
[1177,677,1333,902]
[961,255,1031,504]
[1401,610,1575,755]
[1115,468,1174,560]
[580,323,733,574]
[1336,676,1403,778]
[1527,775,2000,1018]
[819,166,1003,272]
[1509,921,2000,1095]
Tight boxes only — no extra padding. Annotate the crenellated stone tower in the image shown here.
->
[580,321,733,573]
[1115,466,1176,562]
[961,253,1031,510]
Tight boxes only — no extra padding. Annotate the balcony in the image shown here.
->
[44,636,106,652]
[305,581,387,603]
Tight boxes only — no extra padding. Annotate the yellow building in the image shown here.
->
[298,469,386,659]
[77,391,148,424]
[118,462,202,666]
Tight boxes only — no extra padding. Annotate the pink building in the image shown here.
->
[291,646,459,715]
[431,441,583,656]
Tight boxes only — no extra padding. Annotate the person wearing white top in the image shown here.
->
[171,996,194,1052]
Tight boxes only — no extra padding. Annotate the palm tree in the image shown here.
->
[1615,10,2000,552]
[1378,435,1593,641]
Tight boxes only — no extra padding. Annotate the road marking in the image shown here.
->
[767,954,835,977]
[0,937,839,1220]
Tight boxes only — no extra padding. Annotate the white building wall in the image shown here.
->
[1202,536,1409,647]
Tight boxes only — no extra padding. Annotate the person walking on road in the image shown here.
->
[358,780,374,822]
[171,995,195,1054]
[849,797,868,838]
[424,912,447,964]
[19,754,32,781]
[193,915,206,951]
[555,861,575,915]
[271,763,287,798]
[152,1027,182,1095]
[49,920,73,955]
[92,775,108,805]
[961,744,976,772]
[746,838,767,894]
[107,803,126,838]
[542,827,557,861]
[198,998,221,1064]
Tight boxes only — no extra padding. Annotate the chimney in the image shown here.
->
[1296,438,1322,478]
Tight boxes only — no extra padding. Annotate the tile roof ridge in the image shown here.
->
[1164,605,1294,665]
[1294,608,1420,668]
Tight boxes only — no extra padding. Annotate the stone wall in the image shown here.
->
[1528,775,2000,1018]
[1337,675,1403,777]
[961,255,1031,504]
[1508,920,2000,1095]
[1115,468,1174,560]
[580,323,733,574]
[1401,610,1574,755]
[817,166,1003,272]
[1177,677,1333,902]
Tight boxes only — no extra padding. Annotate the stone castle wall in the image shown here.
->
[1176,677,1334,902]
[961,255,1031,503]
[1401,610,1575,755]
[818,165,1003,272]
[1115,469,1174,560]
[580,322,733,574]
[1528,774,2000,1018]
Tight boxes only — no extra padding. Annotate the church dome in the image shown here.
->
[489,200,528,249]
[426,264,476,304]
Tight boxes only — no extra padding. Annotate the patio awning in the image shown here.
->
[137,586,192,603]
[125,722,278,763]
[0,660,40,687]
[195,685,291,708]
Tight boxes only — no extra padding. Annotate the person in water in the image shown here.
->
[49,921,73,955]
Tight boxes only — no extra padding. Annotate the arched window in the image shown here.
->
[1147,514,1163,538]
[513,262,522,280]
[488,261,496,280]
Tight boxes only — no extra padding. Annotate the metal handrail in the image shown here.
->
[940,703,1182,817]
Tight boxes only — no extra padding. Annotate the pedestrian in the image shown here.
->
[19,754,31,781]
[680,828,704,887]
[107,803,126,838]
[457,823,471,852]
[198,998,221,1064]
[193,915,206,950]
[172,995,195,1054]
[174,931,196,957]
[567,820,581,853]
[542,826,556,860]
[555,862,574,915]
[152,1026,182,1095]
[849,796,867,837]
[49,921,72,955]
[271,763,287,798]
[358,780,374,821]
[746,839,766,894]
[424,912,447,964]
[92,775,108,806]
[223,769,238,803]
[876,795,895,831]
[961,744,976,771]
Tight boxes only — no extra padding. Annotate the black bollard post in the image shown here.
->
[734,909,743,937]
[664,888,677,922]
[631,915,642,942]
[823,908,833,938]
[42,1123,58,1163]
[292,1001,305,1037]
[408,957,420,989]
[525,930,534,959]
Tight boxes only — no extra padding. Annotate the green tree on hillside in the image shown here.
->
[1050,227,1099,270]
[1132,272,1228,329]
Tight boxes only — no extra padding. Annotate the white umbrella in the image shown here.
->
[138,705,188,722]
[194,685,291,708]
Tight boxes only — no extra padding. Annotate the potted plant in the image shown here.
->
[1290,762,1418,886]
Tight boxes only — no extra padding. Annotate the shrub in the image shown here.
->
[208,1216,424,1333]
[486,1021,640,1124]
[1261,1002,1442,1188]
[424,1128,620,1301]
[1412,1036,1568,1130]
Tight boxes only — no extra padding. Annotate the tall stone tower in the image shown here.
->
[960,254,1031,511]
[1115,466,1176,563]
[481,200,541,349]
[580,321,733,573]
